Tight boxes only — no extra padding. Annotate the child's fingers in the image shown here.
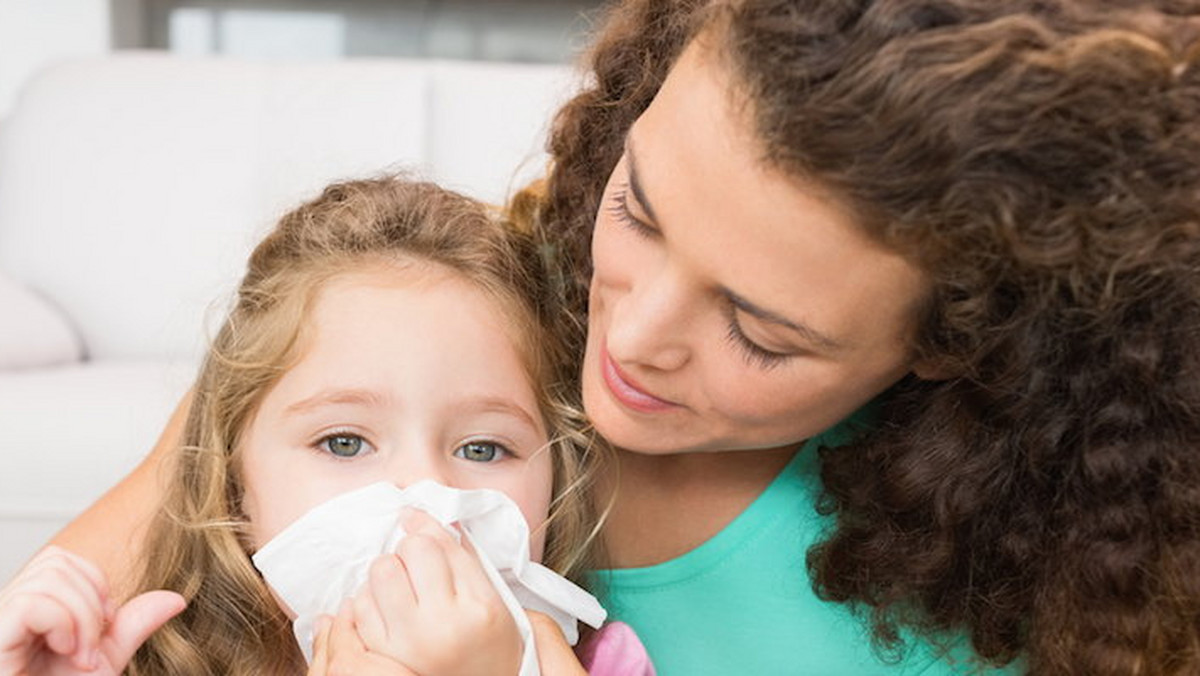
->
[3,547,110,620]
[328,603,422,676]
[351,588,389,651]
[6,547,105,605]
[365,554,416,643]
[4,566,106,669]
[4,548,109,628]
[440,525,503,602]
[398,506,448,537]
[395,533,456,607]
[309,602,357,676]
[307,614,334,676]
[332,602,368,655]
[102,590,187,671]
[0,591,79,656]
[42,561,109,667]
[42,547,111,605]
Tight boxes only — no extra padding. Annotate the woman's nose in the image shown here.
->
[605,266,692,372]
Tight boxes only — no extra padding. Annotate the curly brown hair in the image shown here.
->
[537,0,1200,673]
[129,177,602,674]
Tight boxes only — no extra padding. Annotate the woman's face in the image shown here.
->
[582,39,934,455]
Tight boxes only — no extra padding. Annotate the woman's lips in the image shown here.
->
[601,348,679,413]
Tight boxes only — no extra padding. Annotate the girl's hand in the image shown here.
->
[0,546,185,675]
[350,508,523,676]
[306,603,417,676]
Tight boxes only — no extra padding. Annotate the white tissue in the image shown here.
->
[251,481,606,674]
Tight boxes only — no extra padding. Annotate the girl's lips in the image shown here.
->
[601,349,679,413]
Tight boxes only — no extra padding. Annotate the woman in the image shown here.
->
[34,0,1200,674]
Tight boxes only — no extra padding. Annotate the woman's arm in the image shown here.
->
[46,391,191,598]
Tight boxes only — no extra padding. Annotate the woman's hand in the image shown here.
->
[527,610,587,676]
[0,546,185,675]
[348,508,523,676]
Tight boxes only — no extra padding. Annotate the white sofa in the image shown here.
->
[0,52,578,582]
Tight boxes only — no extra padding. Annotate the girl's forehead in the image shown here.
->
[277,270,548,429]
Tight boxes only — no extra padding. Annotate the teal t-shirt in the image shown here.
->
[590,430,1025,675]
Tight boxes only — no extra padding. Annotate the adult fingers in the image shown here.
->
[526,611,588,676]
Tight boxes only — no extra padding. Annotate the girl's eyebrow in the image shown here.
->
[454,396,542,432]
[283,388,389,416]
[624,136,661,224]
[283,389,541,431]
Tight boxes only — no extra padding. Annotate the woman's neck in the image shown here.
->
[598,444,799,569]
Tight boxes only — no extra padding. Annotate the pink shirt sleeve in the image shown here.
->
[577,621,656,676]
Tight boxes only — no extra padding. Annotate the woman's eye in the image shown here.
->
[606,184,657,238]
[454,441,508,463]
[318,433,369,458]
[724,307,793,371]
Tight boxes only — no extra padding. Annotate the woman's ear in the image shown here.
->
[911,356,957,381]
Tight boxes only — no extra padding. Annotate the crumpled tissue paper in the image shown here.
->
[252,480,606,674]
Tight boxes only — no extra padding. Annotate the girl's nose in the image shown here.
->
[385,447,450,489]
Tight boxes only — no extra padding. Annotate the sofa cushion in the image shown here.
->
[0,54,574,364]
[0,54,430,363]
[0,359,196,581]
[0,270,83,369]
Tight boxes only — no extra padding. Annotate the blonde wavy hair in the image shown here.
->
[128,176,603,675]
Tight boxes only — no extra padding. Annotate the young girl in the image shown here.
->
[0,177,616,675]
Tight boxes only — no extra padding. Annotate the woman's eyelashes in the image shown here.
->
[723,306,793,370]
[607,174,793,371]
[607,183,657,238]
[604,169,792,372]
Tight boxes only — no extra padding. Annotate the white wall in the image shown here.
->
[0,0,111,121]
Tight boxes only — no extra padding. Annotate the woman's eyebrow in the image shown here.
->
[624,136,662,224]
[724,288,847,352]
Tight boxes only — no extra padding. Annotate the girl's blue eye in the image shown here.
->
[454,441,507,463]
[320,434,367,458]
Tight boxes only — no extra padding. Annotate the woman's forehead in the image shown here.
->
[626,44,929,349]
